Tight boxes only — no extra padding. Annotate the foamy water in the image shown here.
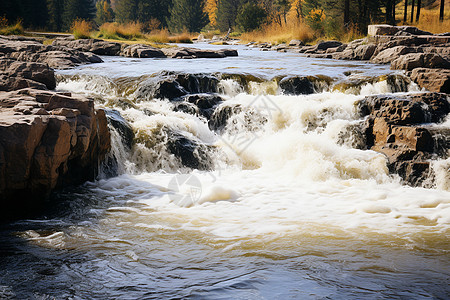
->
[1,49,449,299]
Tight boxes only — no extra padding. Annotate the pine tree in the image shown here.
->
[167,0,209,32]
[115,0,139,23]
[236,2,266,31]
[216,0,242,31]
[96,0,115,24]
[63,0,96,29]
[47,0,64,31]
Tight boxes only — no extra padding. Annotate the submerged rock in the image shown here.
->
[105,109,134,149]
[279,76,314,95]
[136,72,219,100]
[0,88,111,219]
[166,130,213,170]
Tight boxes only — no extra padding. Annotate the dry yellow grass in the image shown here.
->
[71,19,92,39]
[145,29,193,43]
[396,0,450,33]
[98,22,143,40]
[240,21,315,44]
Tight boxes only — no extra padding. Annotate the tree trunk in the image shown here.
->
[404,0,408,22]
[416,0,421,22]
[386,0,392,24]
[392,0,396,25]
[344,0,350,26]
[411,0,415,23]
[440,0,445,22]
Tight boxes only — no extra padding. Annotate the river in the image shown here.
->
[0,44,449,299]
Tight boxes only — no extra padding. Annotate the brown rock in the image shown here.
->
[410,68,450,93]
[121,44,166,58]
[0,88,111,219]
[0,59,56,89]
[371,46,420,64]
[52,38,122,56]
[360,92,449,186]
[390,53,450,71]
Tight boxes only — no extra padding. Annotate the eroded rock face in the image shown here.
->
[0,59,56,90]
[359,92,450,186]
[409,68,450,93]
[391,53,450,71]
[52,38,122,56]
[0,37,103,70]
[0,88,111,218]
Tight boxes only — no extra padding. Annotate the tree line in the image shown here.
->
[0,0,446,33]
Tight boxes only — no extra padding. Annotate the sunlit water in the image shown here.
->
[1,45,449,299]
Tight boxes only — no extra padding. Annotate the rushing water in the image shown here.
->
[1,45,449,299]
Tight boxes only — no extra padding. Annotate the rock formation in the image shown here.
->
[358,92,449,186]
[253,25,450,93]
[0,88,111,219]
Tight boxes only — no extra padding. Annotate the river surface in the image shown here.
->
[1,44,449,299]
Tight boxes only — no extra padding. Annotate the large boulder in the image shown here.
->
[0,59,56,90]
[410,68,450,93]
[52,38,122,56]
[0,88,111,219]
[136,72,219,100]
[359,92,450,186]
[390,53,450,71]
[121,44,165,58]
[279,76,314,95]
[288,39,304,47]
[371,46,420,64]
[105,109,134,149]
[368,25,433,37]
[6,49,103,69]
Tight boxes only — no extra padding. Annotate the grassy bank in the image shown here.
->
[0,17,24,36]
[70,20,194,45]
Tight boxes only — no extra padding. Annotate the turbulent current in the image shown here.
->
[0,45,449,299]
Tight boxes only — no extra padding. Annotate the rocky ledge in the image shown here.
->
[358,92,449,186]
[0,88,111,219]
[252,25,450,93]
[52,38,238,59]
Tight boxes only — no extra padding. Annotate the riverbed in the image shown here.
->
[0,44,449,299]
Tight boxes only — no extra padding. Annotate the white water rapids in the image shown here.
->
[1,47,449,299]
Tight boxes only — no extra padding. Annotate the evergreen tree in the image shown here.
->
[167,0,208,32]
[96,0,115,24]
[115,0,139,23]
[47,0,64,31]
[63,0,96,29]
[216,0,242,31]
[236,2,266,31]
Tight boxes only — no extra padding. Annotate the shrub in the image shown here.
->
[97,22,144,40]
[71,19,92,39]
[0,20,24,36]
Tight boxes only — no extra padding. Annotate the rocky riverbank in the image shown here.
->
[0,88,110,219]
[250,25,450,93]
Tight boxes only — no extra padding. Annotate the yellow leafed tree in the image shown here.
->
[205,0,218,26]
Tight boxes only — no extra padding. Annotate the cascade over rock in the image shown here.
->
[359,92,449,186]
